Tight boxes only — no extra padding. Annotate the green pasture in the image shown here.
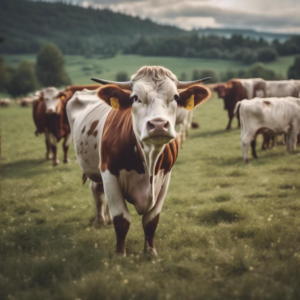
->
[3,54,296,84]
[1,93,300,300]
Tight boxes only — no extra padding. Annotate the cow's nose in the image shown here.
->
[147,118,169,137]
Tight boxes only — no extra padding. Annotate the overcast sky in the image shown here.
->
[38,0,300,33]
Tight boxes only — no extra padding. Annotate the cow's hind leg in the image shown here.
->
[251,138,258,159]
[241,134,254,163]
[287,126,298,153]
[63,133,72,163]
[90,181,109,227]
[49,133,59,166]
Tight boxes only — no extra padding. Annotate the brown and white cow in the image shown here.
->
[214,78,266,130]
[235,97,300,162]
[33,85,99,166]
[0,98,11,107]
[67,66,211,256]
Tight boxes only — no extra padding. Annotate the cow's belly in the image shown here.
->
[118,169,167,215]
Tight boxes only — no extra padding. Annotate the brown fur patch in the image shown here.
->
[101,109,145,176]
[263,101,271,107]
[81,126,86,134]
[92,130,98,137]
[87,120,99,136]
[155,138,179,175]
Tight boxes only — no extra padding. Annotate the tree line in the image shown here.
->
[124,34,300,65]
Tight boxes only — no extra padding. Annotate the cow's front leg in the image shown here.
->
[142,174,171,256]
[142,213,160,256]
[63,133,72,163]
[226,110,234,130]
[45,129,52,160]
[49,133,59,166]
[102,171,130,256]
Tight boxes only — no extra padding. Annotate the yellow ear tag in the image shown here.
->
[186,94,194,111]
[60,96,65,100]
[110,97,120,110]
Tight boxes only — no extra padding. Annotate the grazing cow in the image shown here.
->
[33,85,99,165]
[235,97,300,162]
[67,66,211,256]
[0,98,10,107]
[214,78,266,130]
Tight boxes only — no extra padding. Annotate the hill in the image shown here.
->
[0,0,185,55]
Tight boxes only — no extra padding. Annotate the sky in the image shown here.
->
[34,0,300,33]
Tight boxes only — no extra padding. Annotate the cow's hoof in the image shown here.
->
[63,158,71,164]
[46,155,53,160]
[244,159,249,164]
[90,216,106,228]
[53,160,60,166]
[144,247,158,257]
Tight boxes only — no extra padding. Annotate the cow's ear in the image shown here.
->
[57,91,68,101]
[97,85,131,110]
[178,85,211,110]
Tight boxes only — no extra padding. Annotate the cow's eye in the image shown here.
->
[132,95,141,103]
[173,95,179,102]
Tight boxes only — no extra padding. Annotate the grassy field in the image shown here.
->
[1,93,300,300]
[3,54,296,84]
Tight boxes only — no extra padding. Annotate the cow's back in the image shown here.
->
[67,89,111,180]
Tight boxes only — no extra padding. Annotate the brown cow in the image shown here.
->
[214,78,266,130]
[33,85,99,166]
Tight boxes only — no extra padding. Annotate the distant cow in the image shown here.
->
[266,80,300,98]
[235,97,300,162]
[67,66,211,256]
[0,98,10,107]
[33,85,99,166]
[214,78,266,130]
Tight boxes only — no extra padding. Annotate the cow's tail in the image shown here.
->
[234,101,242,115]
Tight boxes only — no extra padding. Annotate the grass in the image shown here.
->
[3,53,297,84]
[1,93,300,300]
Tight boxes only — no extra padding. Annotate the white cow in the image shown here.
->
[235,97,300,162]
[67,66,211,256]
[266,80,299,97]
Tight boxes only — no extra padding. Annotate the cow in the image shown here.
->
[265,80,300,98]
[235,97,300,163]
[33,85,99,166]
[0,98,10,107]
[67,66,211,256]
[214,78,266,130]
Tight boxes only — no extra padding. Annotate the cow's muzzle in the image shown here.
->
[46,109,56,114]
[147,118,170,137]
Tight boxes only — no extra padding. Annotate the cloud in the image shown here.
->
[29,0,300,33]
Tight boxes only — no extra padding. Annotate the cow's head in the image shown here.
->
[214,83,232,98]
[95,66,211,147]
[40,87,64,114]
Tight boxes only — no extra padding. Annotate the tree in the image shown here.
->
[287,55,300,79]
[9,61,39,96]
[257,47,278,62]
[115,71,129,81]
[36,43,71,87]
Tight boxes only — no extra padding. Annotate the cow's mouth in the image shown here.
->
[141,135,175,144]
